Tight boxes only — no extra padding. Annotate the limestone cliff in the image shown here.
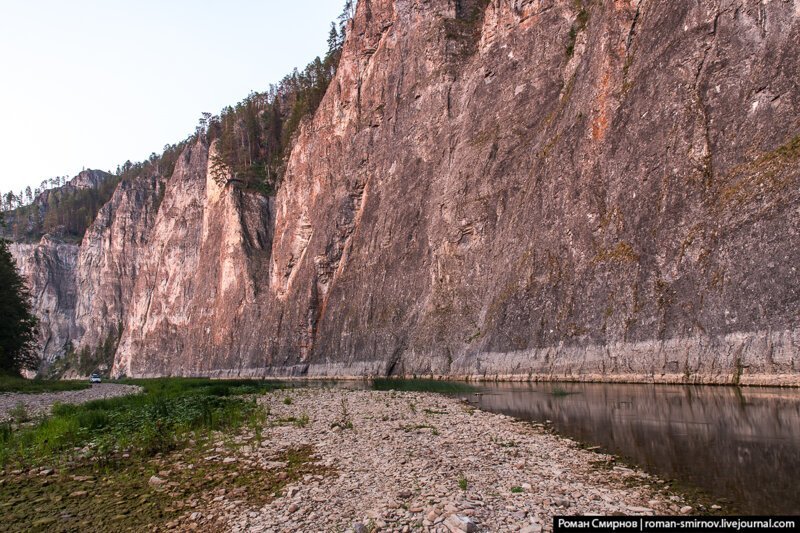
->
[9,0,800,384]
[9,238,79,362]
[74,170,167,353]
[250,0,800,384]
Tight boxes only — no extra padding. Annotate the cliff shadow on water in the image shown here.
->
[469,382,800,515]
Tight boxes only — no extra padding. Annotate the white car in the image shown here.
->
[90,373,102,384]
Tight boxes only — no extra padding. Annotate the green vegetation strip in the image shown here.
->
[0,378,281,468]
[0,378,326,531]
[0,444,328,532]
[0,375,89,394]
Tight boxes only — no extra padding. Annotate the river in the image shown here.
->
[464,382,800,515]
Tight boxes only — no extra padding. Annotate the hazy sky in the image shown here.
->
[0,0,344,194]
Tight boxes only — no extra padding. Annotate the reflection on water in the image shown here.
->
[469,383,800,515]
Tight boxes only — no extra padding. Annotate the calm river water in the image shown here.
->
[465,383,800,515]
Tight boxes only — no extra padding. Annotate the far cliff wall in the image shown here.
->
[10,0,800,385]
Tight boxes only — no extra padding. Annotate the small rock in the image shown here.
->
[222,457,237,464]
[149,475,166,487]
[353,523,368,533]
[288,503,299,513]
[521,526,542,533]
[444,514,478,533]
[69,491,88,498]
[711,505,722,511]
[554,498,571,508]
[39,468,54,476]
[680,506,693,515]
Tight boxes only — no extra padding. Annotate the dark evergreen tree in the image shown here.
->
[0,213,39,375]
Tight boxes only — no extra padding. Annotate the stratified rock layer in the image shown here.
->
[11,0,800,384]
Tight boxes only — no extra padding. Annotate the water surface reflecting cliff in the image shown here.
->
[469,383,800,515]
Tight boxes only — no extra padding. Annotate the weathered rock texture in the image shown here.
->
[10,0,800,384]
[74,170,166,353]
[9,238,79,362]
[114,142,273,376]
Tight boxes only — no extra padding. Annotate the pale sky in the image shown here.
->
[0,0,344,194]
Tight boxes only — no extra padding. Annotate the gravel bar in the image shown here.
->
[0,383,141,422]
[203,388,691,533]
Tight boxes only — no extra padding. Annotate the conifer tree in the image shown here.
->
[0,212,39,375]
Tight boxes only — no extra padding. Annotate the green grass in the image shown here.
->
[511,486,524,493]
[0,375,89,394]
[458,475,468,491]
[0,443,330,532]
[371,378,477,394]
[0,378,282,468]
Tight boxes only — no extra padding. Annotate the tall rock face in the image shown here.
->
[257,0,800,383]
[9,0,800,384]
[74,171,167,353]
[114,142,272,377]
[9,238,79,361]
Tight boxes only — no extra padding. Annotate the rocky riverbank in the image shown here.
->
[0,383,140,422]
[195,388,692,532]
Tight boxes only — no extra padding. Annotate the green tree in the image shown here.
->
[0,213,39,375]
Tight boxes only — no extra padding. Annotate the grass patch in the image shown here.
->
[458,475,469,491]
[330,398,354,430]
[371,379,477,394]
[273,413,310,428]
[7,403,31,424]
[0,378,282,468]
[0,375,90,394]
[0,444,330,532]
[511,486,524,493]
[550,387,578,397]
[0,378,313,530]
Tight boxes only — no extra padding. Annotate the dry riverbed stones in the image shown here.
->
[204,388,688,532]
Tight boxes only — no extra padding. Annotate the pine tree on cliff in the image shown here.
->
[0,212,39,375]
